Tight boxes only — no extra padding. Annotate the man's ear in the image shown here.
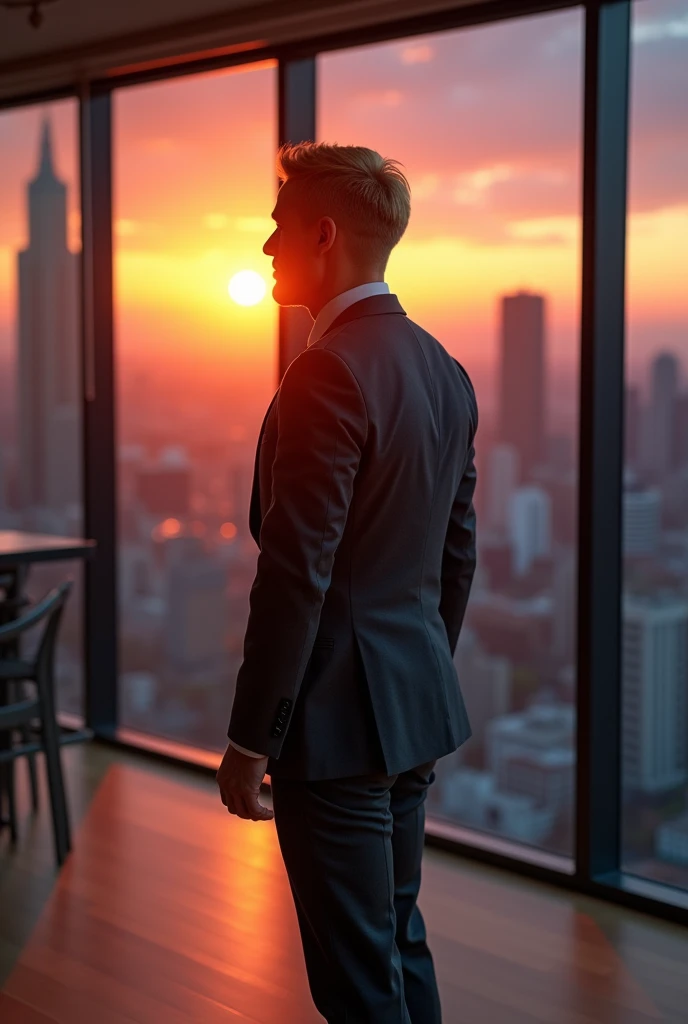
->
[318,217,337,253]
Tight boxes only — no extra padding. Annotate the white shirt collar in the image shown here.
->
[307,281,390,347]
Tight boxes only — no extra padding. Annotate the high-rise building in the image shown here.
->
[0,443,7,517]
[623,594,688,795]
[17,120,80,519]
[625,385,641,468]
[673,393,688,471]
[623,486,661,556]
[497,291,546,479]
[552,549,576,662]
[164,537,230,679]
[642,353,679,482]
[509,485,552,577]
[453,628,511,745]
[486,701,575,814]
[486,443,520,535]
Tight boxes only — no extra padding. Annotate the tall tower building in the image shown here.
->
[623,594,688,795]
[624,385,641,469]
[509,485,552,577]
[486,443,520,535]
[623,486,661,557]
[17,120,80,521]
[642,353,679,482]
[497,291,546,480]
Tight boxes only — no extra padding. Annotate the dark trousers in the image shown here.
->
[270,760,441,1024]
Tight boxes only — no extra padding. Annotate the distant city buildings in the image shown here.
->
[625,385,641,468]
[487,701,575,816]
[497,291,546,480]
[439,701,575,846]
[623,486,662,557]
[508,486,552,577]
[552,550,576,662]
[486,443,519,535]
[641,352,680,482]
[622,594,688,796]
[16,120,80,529]
[164,536,230,681]
[454,628,511,744]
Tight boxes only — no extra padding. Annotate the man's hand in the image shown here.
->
[216,744,273,822]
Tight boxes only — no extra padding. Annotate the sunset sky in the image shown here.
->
[0,0,686,429]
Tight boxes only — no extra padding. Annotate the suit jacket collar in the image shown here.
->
[315,293,406,344]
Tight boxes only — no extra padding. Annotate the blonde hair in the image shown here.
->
[277,142,411,269]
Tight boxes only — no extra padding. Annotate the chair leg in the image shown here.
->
[19,682,39,812]
[27,751,39,812]
[6,757,18,844]
[0,762,7,835]
[41,701,71,867]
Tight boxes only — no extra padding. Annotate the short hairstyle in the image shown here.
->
[277,142,411,269]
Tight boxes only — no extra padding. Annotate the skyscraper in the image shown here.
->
[642,353,679,482]
[486,443,519,535]
[17,120,80,523]
[509,485,552,577]
[623,485,661,556]
[625,385,641,468]
[497,291,546,480]
[623,594,688,796]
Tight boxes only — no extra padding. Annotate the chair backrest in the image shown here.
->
[0,581,73,673]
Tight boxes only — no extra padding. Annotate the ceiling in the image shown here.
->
[0,0,486,102]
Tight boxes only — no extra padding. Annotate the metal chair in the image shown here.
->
[0,571,38,813]
[0,582,73,866]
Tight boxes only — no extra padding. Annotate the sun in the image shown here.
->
[228,270,267,306]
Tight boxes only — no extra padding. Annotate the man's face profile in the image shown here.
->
[263,181,336,312]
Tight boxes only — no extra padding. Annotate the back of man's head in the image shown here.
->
[277,142,411,270]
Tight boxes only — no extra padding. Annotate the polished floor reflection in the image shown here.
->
[1,745,687,1022]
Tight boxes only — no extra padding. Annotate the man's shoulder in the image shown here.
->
[308,311,475,406]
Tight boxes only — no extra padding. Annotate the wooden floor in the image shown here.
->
[1,745,688,1023]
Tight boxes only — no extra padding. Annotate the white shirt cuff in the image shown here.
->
[228,738,266,758]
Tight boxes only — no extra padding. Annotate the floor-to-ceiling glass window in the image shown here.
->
[622,0,688,891]
[113,62,278,751]
[319,8,583,858]
[0,101,84,718]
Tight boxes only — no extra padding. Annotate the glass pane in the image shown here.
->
[0,101,84,718]
[622,0,688,890]
[114,63,278,751]
[319,9,583,858]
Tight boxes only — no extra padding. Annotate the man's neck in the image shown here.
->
[308,277,385,319]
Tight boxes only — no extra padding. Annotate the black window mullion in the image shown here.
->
[277,57,316,381]
[80,87,118,734]
[576,0,631,882]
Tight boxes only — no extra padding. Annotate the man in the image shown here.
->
[216,142,477,1023]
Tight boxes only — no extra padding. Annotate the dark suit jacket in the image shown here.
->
[227,293,478,780]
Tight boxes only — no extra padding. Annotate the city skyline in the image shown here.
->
[0,4,687,383]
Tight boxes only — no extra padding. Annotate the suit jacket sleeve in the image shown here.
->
[439,373,478,656]
[227,347,367,757]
